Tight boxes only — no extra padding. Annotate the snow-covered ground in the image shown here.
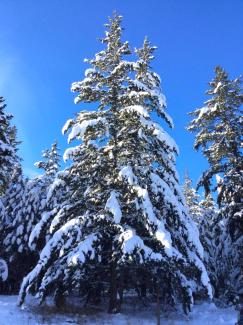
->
[0,295,237,325]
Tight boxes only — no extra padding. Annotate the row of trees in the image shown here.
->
[0,14,242,314]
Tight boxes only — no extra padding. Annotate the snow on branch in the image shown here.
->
[118,165,138,185]
[118,228,163,262]
[135,185,173,257]
[121,105,149,118]
[67,234,97,265]
[68,117,107,143]
[18,217,82,305]
[62,119,73,135]
[105,191,122,223]
[63,146,80,162]
[140,117,179,153]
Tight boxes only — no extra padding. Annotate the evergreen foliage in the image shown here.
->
[0,97,22,292]
[18,14,211,313]
[2,142,61,292]
[198,194,218,297]
[1,12,241,317]
[188,66,243,302]
[182,173,202,225]
[182,175,218,297]
[0,97,20,194]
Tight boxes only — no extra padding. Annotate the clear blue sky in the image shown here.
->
[0,0,242,185]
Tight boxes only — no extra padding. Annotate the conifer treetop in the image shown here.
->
[34,141,61,177]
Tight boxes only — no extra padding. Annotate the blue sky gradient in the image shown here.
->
[0,0,242,185]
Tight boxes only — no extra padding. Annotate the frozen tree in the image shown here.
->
[28,168,69,254]
[27,141,63,252]
[0,97,20,195]
[0,258,8,282]
[182,173,202,225]
[188,66,243,302]
[213,170,243,303]
[19,14,211,313]
[3,142,61,291]
[2,165,25,225]
[0,98,22,292]
[198,194,218,296]
[34,141,60,178]
[0,165,26,292]
[188,66,242,191]
[4,143,60,255]
[182,176,219,296]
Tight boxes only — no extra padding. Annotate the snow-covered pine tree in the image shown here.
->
[0,97,20,195]
[2,165,25,225]
[187,66,242,191]
[0,98,22,292]
[18,14,211,313]
[34,141,61,178]
[0,200,7,292]
[4,141,61,255]
[213,169,243,303]
[27,141,64,253]
[187,66,243,302]
[0,165,26,293]
[182,173,202,225]
[3,142,61,290]
[198,194,218,296]
[182,175,219,297]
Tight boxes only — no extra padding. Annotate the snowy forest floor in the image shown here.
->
[0,295,237,324]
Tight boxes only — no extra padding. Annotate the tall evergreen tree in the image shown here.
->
[0,97,20,194]
[0,165,26,292]
[182,173,202,225]
[3,142,61,291]
[0,97,22,292]
[28,141,63,252]
[4,142,61,255]
[187,66,243,302]
[198,194,218,297]
[182,176,219,297]
[19,14,211,313]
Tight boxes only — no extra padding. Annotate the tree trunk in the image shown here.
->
[141,280,147,298]
[108,262,118,313]
[156,279,160,325]
[54,284,65,310]
[117,268,124,312]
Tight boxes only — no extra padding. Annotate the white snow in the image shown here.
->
[140,117,179,153]
[118,228,162,261]
[122,105,149,117]
[0,259,8,281]
[135,185,173,257]
[18,218,82,304]
[213,81,222,93]
[28,209,57,250]
[84,67,96,77]
[67,117,106,143]
[118,165,138,185]
[46,178,65,201]
[189,252,213,299]
[111,60,132,75]
[105,191,122,223]
[67,234,97,265]
[63,146,80,162]
[216,174,223,184]
[195,104,219,121]
[61,119,73,135]
[0,295,237,325]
